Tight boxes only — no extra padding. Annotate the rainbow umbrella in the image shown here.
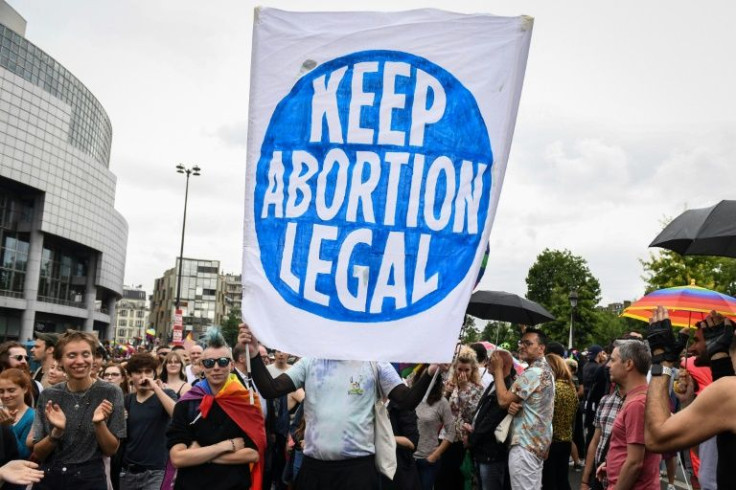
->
[621,283,736,328]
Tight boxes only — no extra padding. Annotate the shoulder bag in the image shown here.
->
[371,362,397,479]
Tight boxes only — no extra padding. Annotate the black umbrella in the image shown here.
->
[466,290,555,325]
[649,200,736,258]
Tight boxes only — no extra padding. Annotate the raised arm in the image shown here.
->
[249,354,298,398]
[240,324,298,398]
[388,366,436,410]
[646,308,736,452]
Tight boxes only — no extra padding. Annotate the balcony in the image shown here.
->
[0,289,23,299]
[38,296,86,309]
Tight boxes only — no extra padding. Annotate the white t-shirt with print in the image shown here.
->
[287,358,402,461]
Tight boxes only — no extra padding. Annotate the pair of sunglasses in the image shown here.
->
[201,357,231,369]
[10,355,29,362]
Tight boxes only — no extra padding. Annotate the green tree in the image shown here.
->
[592,309,640,344]
[640,250,736,296]
[526,248,602,348]
[479,321,520,349]
[460,315,479,344]
[220,307,242,347]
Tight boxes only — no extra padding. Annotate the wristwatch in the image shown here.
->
[650,364,674,377]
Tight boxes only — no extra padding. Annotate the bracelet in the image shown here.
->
[229,439,236,452]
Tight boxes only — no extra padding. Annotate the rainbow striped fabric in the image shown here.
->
[621,285,736,327]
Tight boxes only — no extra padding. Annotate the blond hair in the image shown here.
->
[546,353,575,390]
[452,345,482,386]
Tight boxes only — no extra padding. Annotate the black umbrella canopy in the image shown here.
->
[466,290,555,325]
[649,200,736,258]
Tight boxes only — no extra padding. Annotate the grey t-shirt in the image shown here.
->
[33,380,126,464]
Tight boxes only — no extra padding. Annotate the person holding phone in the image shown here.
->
[119,354,177,490]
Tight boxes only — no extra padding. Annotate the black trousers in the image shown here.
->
[434,441,464,490]
[295,455,377,490]
[33,459,107,490]
[542,441,571,490]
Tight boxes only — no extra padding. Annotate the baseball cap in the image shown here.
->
[587,344,603,360]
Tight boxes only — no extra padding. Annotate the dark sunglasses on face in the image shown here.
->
[11,355,29,362]
[201,357,231,369]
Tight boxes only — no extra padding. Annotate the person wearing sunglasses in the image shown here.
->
[489,328,555,490]
[166,328,265,490]
[0,341,42,407]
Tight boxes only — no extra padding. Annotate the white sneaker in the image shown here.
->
[667,485,676,490]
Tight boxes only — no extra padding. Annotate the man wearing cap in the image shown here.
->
[582,345,608,449]
[32,332,58,389]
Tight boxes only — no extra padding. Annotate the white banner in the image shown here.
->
[243,8,532,362]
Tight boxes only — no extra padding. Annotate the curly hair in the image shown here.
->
[0,341,26,371]
[451,345,481,386]
[125,354,159,376]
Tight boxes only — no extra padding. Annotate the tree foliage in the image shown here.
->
[459,315,479,344]
[220,307,242,347]
[594,309,641,345]
[525,248,602,348]
[480,321,520,349]
[640,250,736,296]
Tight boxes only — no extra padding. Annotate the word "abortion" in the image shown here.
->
[255,51,492,320]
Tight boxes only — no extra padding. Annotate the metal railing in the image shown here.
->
[0,289,23,299]
[38,296,86,308]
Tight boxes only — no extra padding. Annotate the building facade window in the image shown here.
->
[37,243,88,307]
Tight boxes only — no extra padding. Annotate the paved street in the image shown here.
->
[567,459,694,489]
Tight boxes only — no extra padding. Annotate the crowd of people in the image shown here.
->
[0,307,732,489]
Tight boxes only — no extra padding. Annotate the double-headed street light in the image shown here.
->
[175,164,201,310]
[568,289,579,350]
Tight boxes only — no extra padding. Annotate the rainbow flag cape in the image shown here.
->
[180,374,266,490]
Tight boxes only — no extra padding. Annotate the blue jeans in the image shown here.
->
[477,460,506,490]
[415,458,439,490]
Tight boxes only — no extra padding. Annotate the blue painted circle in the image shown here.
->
[255,50,492,322]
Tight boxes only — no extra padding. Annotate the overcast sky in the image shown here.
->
[9,0,736,306]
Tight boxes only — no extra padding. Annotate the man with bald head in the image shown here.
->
[185,344,203,384]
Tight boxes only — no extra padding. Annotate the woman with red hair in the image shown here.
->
[0,368,35,459]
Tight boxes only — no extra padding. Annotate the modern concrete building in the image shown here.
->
[0,2,127,341]
[223,272,242,316]
[149,258,225,340]
[113,286,148,343]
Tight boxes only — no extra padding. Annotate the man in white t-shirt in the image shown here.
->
[184,345,203,384]
[266,350,290,377]
[241,325,438,490]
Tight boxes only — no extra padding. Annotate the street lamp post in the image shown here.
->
[174,164,200,340]
[568,290,578,350]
